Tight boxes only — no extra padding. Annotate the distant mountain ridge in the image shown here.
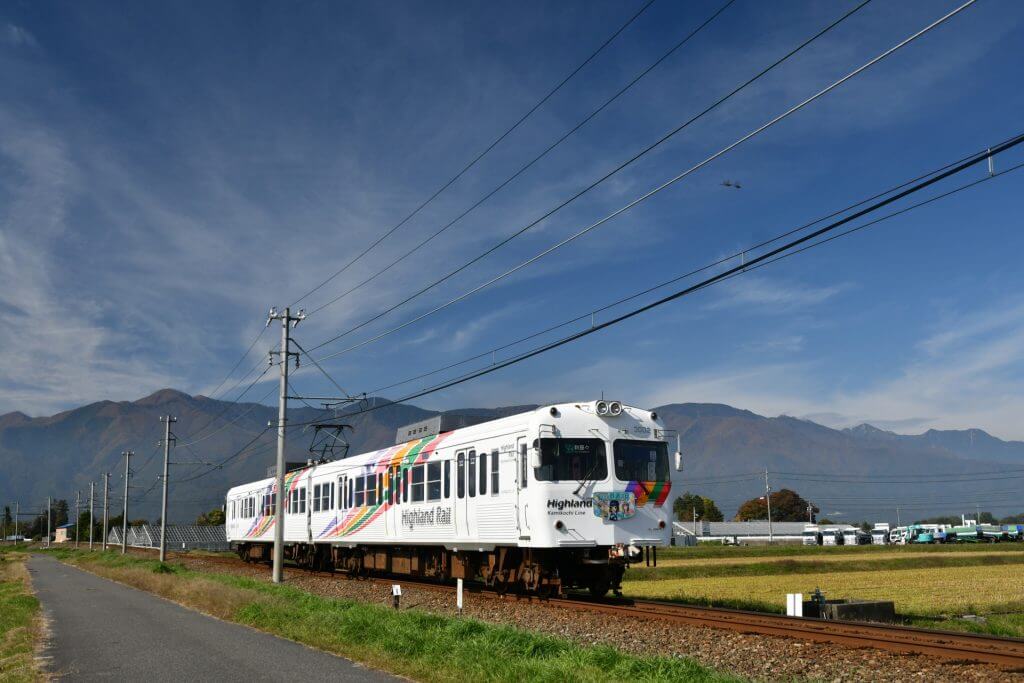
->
[1,390,1021,524]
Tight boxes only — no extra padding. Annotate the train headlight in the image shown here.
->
[608,401,622,416]
[596,401,609,415]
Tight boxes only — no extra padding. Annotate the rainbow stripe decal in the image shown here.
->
[244,467,311,538]
[625,480,672,507]
[324,432,451,539]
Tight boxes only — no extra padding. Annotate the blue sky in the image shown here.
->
[3,0,1024,438]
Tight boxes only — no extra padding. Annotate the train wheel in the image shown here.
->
[588,578,610,599]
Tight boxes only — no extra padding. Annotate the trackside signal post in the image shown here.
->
[268,306,305,583]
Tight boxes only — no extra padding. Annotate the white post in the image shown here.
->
[765,468,773,544]
[89,483,94,549]
[457,578,464,615]
[46,496,51,548]
[75,491,80,548]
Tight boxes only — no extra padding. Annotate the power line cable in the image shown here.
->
[290,129,1023,427]
[356,136,1019,399]
[303,0,740,318]
[308,0,953,360]
[291,0,660,309]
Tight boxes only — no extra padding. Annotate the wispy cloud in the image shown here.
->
[3,23,36,47]
[705,274,851,311]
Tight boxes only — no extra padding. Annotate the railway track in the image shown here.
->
[162,549,1024,669]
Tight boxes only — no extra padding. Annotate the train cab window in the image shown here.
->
[427,461,442,501]
[378,473,383,505]
[613,440,669,481]
[468,450,477,497]
[412,464,425,502]
[263,493,273,516]
[520,443,528,488]
[443,460,451,499]
[479,451,488,495]
[457,453,465,499]
[491,449,500,494]
[354,477,365,507]
[535,438,607,482]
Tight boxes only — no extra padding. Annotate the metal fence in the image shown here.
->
[106,524,229,552]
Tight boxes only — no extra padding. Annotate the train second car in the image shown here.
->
[225,400,681,596]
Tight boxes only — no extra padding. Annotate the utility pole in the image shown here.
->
[102,473,109,551]
[89,483,95,549]
[13,502,18,545]
[268,306,305,584]
[158,415,177,562]
[896,505,901,527]
[806,502,814,523]
[121,451,133,554]
[46,496,51,548]
[764,468,773,544]
[75,491,81,548]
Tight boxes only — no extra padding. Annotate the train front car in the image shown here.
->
[522,400,679,597]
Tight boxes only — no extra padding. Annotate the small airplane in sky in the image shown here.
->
[721,179,742,189]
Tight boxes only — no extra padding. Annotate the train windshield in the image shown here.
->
[613,440,669,481]
[535,438,607,482]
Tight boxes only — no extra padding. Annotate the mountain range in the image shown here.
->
[1,389,1021,524]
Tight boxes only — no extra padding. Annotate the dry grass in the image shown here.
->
[652,549,1024,567]
[622,562,1024,616]
[62,557,260,621]
[0,551,42,683]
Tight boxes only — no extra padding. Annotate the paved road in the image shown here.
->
[29,554,396,681]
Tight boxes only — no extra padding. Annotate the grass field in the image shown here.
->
[623,542,1024,637]
[0,549,41,683]
[47,549,736,683]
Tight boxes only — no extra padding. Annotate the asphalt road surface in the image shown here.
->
[29,554,397,681]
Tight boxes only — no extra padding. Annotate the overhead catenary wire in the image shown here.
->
[303,0,741,318]
[308,0,957,360]
[286,129,1024,428]
[357,136,1020,399]
[290,0,660,310]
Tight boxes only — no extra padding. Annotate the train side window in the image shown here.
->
[328,480,335,510]
[479,451,488,495]
[366,474,377,506]
[403,468,409,503]
[348,479,353,508]
[412,464,425,502]
[457,453,465,499]
[427,461,442,500]
[378,473,383,505]
[354,477,365,507]
[443,460,451,499]
[312,484,321,512]
[338,477,346,510]
[298,487,307,514]
[468,450,477,497]
[520,442,528,488]
[491,449,500,494]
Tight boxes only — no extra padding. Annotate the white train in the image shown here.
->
[225,400,681,596]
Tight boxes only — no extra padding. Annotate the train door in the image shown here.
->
[305,470,313,543]
[515,436,527,535]
[454,451,469,538]
[517,436,530,535]
[385,465,398,540]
